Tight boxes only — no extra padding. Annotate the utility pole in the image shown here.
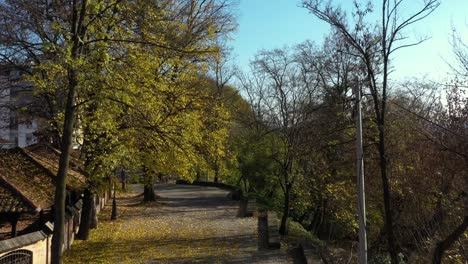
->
[354,81,367,263]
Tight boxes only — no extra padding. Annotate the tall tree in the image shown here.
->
[302,1,439,262]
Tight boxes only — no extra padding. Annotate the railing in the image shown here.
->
[0,249,32,264]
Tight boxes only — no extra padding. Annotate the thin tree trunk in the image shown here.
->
[237,197,248,217]
[214,162,219,183]
[279,187,290,235]
[90,194,98,229]
[257,210,270,250]
[432,216,468,263]
[121,169,127,192]
[10,215,18,238]
[76,188,93,240]
[111,183,117,220]
[378,125,399,264]
[51,1,87,262]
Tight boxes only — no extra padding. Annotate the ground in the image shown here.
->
[64,184,293,264]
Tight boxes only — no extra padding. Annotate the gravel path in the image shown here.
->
[138,184,292,263]
[65,184,292,263]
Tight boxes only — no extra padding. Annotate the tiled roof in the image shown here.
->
[24,144,86,191]
[0,148,55,212]
[0,185,35,213]
[0,145,87,214]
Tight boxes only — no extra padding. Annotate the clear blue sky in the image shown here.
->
[231,0,468,82]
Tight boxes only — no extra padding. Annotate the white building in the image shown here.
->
[0,66,38,148]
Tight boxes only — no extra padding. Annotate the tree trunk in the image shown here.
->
[432,216,468,263]
[289,244,307,264]
[144,184,156,202]
[10,214,18,238]
[214,164,219,183]
[50,1,88,261]
[279,188,290,235]
[90,194,98,229]
[121,169,127,192]
[237,197,248,217]
[51,67,78,264]
[111,185,117,220]
[76,189,93,240]
[377,125,399,264]
[257,210,270,250]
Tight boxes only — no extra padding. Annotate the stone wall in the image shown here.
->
[0,230,51,264]
[0,192,108,263]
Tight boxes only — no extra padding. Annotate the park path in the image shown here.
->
[64,184,292,263]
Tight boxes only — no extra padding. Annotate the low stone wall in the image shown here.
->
[175,179,237,190]
[0,229,51,264]
[0,192,108,263]
[175,180,242,201]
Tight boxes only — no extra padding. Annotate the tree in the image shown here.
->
[294,36,358,241]
[238,46,323,235]
[206,45,237,183]
[302,1,439,262]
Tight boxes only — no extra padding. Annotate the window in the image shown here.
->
[25,133,33,145]
[9,114,17,130]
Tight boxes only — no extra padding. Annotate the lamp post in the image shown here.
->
[354,81,367,263]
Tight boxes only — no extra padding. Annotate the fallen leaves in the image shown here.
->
[63,186,258,264]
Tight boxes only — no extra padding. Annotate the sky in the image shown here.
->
[230,0,468,82]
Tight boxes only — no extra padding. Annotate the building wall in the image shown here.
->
[0,69,39,147]
[0,231,50,264]
[14,237,49,264]
[0,74,11,142]
[0,195,108,263]
[17,121,38,147]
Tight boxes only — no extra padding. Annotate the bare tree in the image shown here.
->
[302,0,440,263]
[238,46,322,235]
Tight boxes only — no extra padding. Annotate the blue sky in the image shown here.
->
[231,0,468,82]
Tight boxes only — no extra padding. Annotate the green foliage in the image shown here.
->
[24,0,237,191]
